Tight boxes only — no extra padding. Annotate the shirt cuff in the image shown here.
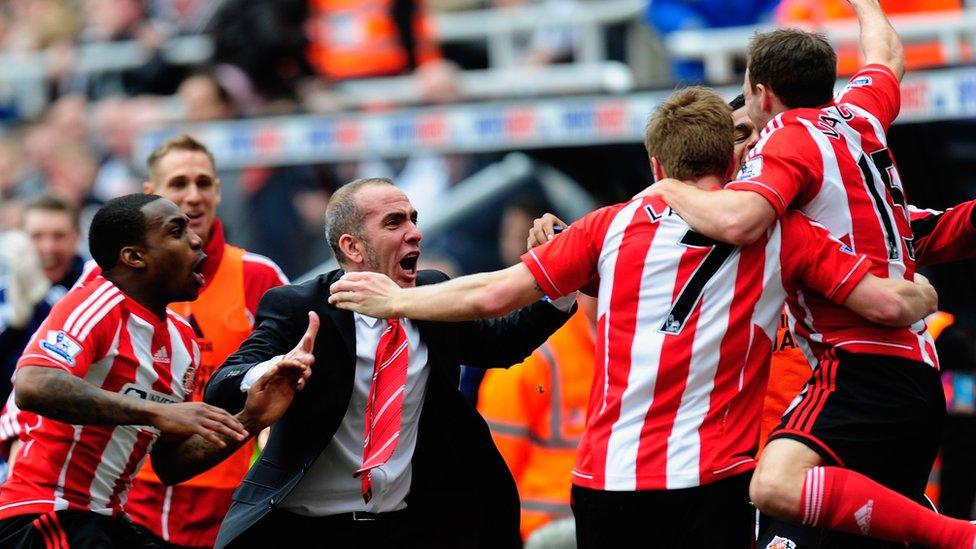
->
[547,291,579,313]
[240,355,283,392]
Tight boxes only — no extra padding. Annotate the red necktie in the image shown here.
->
[355,318,409,503]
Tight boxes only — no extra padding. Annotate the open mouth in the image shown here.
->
[192,253,207,286]
[186,212,205,226]
[399,252,419,274]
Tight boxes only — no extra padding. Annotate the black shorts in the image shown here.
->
[769,349,945,497]
[0,510,162,549]
[571,472,753,549]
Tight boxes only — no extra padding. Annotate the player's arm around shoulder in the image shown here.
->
[843,273,938,327]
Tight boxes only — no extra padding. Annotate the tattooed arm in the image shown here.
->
[14,366,246,446]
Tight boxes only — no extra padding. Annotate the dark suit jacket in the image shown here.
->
[205,269,573,549]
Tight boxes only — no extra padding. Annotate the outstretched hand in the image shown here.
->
[328,272,401,318]
[241,311,319,432]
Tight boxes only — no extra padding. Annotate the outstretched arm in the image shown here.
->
[842,273,937,326]
[329,264,545,322]
[15,366,247,447]
[849,0,905,81]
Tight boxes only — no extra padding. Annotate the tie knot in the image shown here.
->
[387,318,400,330]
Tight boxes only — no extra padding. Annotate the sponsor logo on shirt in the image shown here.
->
[122,383,176,405]
[182,365,197,395]
[152,346,170,364]
[849,76,873,88]
[40,331,83,366]
[765,536,797,549]
[855,499,874,534]
[839,243,855,255]
[736,155,763,180]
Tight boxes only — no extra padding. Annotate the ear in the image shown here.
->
[118,245,147,270]
[338,234,364,266]
[757,83,773,114]
[142,181,155,194]
[651,157,667,182]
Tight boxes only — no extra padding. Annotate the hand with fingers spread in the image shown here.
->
[150,401,248,448]
[328,272,402,318]
[527,213,568,250]
[241,312,319,431]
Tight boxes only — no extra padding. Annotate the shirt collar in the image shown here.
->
[354,312,384,328]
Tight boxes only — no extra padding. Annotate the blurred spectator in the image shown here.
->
[647,0,780,82]
[90,96,162,201]
[0,195,85,407]
[478,294,596,541]
[177,72,236,121]
[42,142,102,256]
[0,137,26,231]
[0,0,78,53]
[304,0,461,104]
[777,0,963,74]
[209,0,313,115]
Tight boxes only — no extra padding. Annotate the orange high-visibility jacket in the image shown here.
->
[307,0,442,80]
[478,309,595,540]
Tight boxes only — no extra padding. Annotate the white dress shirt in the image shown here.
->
[242,313,429,515]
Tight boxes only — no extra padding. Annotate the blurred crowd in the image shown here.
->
[0,0,967,280]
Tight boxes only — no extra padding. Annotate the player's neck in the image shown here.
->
[687,175,724,192]
[104,271,168,321]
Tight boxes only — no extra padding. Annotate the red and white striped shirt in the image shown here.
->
[0,276,199,520]
[521,196,870,491]
[727,64,937,366]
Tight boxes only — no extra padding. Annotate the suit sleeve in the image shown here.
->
[910,200,976,266]
[204,284,304,413]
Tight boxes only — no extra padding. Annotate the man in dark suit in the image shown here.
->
[205,177,575,549]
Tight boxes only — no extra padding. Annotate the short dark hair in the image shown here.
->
[324,178,395,264]
[747,28,837,109]
[22,194,80,232]
[88,194,163,271]
[645,86,733,181]
[728,94,745,111]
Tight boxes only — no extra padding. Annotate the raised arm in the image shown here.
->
[849,0,905,81]
[841,273,937,326]
[644,180,778,245]
[152,351,313,485]
[329,264,544,322]
[15,366,247,445]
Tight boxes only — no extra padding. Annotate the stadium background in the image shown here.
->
[0,0,973,327]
